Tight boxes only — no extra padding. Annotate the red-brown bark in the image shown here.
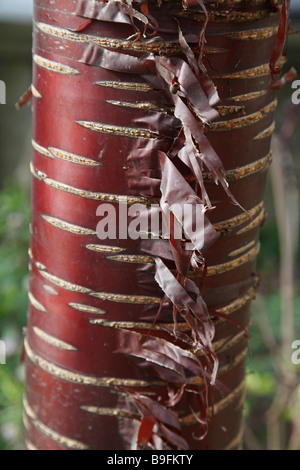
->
[24,0,289,450]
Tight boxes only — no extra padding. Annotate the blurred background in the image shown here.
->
[0,0,299,450]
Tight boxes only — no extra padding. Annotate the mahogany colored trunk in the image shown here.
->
[24,0,286,450]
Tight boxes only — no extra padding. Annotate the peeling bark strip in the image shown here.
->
[25,0,287,450]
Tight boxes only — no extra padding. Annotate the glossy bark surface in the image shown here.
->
[24,0,285,450]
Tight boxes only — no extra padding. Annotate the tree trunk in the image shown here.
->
[24,0,288,450]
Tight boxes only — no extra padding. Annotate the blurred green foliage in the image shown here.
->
[0,182,30,449]
[245,291,300,449]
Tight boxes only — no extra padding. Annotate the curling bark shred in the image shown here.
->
[24,0,290,450]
